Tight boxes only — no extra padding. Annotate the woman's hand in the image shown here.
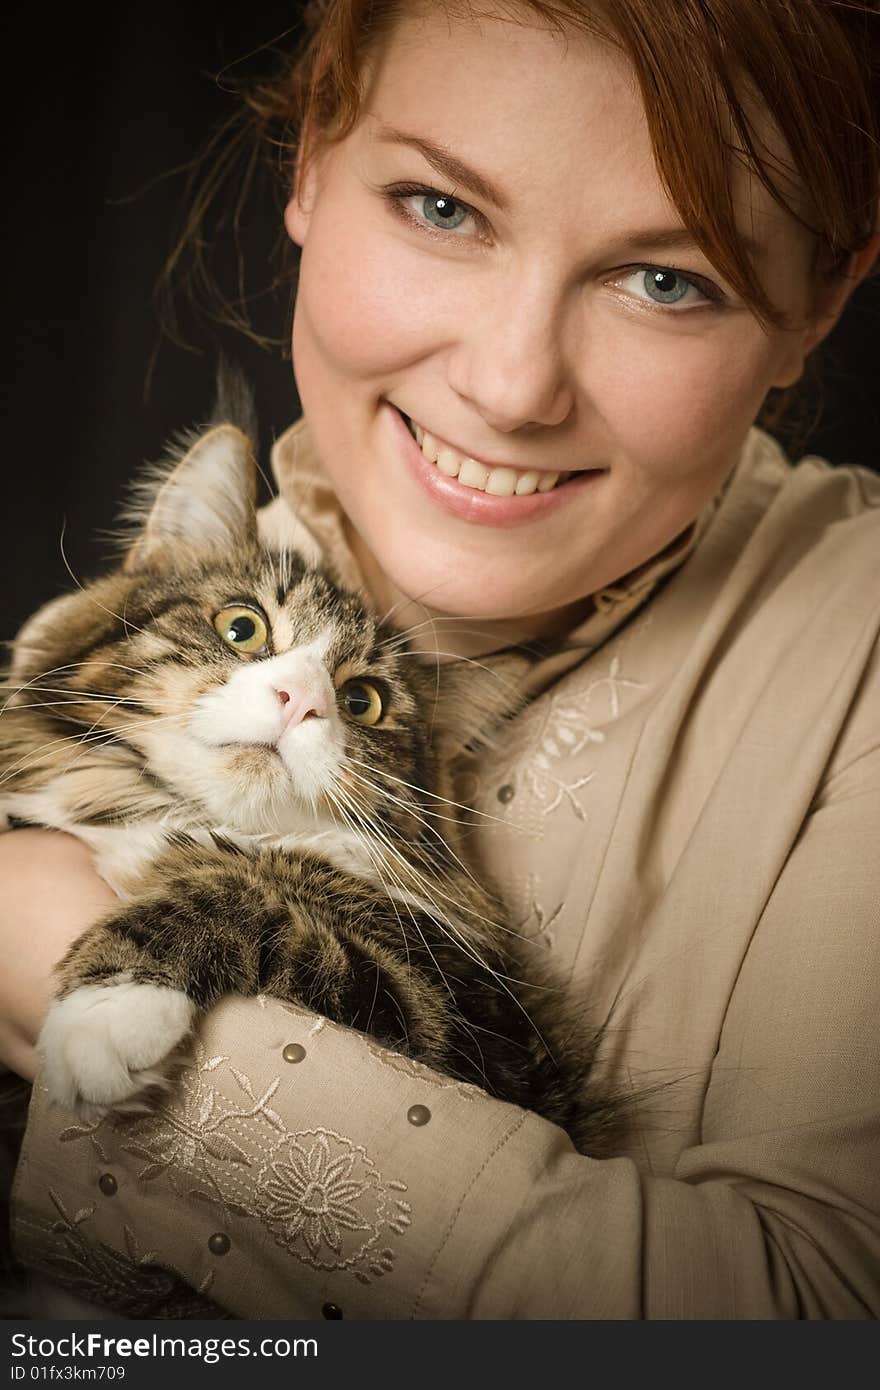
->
[0,830,118,1081]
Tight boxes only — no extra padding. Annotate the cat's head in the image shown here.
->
[8,424,520,844]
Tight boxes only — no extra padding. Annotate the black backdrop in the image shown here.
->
[6,5,879,640]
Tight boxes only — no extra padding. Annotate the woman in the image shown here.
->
[3,0,879,1318]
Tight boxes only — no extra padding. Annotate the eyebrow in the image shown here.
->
[372,125,511,211]
[621,226,763,262]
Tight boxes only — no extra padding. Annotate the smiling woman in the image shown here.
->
[279,1,877,637]
[3,0,880,1321]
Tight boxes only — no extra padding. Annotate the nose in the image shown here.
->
[446,273,575,432]
[274,684,328,728]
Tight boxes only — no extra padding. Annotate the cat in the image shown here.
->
[0,412,617,1156]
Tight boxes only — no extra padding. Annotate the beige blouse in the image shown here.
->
[12,423,880,1319]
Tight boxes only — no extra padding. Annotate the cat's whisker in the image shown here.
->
[374,584,449,632]
[327,783,463,976]
[333,782,550,1057]
[336,773,456,881]
[325,792,410,953]
[0,709,185,789]
[0,660,153,700]
[330,791,509,1083]
[332,779,511,970]
[342,766,496,903]
[384,648,524,699]
[346,756,511,826]
[1,683,159,707]
[342,767,465,843]
[0,696,145,782]
[344,769,470,829]
[343,772,513,930]
[1,698,149,719]
[324,785,415,981]
[377,616,520,652]
[3,702,183,753]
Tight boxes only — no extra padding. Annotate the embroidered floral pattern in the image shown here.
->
[17,1191,224,1319]
[261,1131,370,1256]
[461,647,650,950]
[256,1128,411,1280]
[46,1040,412,1288]
[114,1050,279,1203]
[474,655,646,837]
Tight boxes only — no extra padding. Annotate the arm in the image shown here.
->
[12,747,880,1319]
[0,831,118,1081]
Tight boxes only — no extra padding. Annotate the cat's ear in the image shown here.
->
[124,425,257,572]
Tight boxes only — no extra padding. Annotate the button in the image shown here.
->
[208,1232,231,1256]
[282,1043,306,1063]
[98,1173,118,1197]
[497,784,515,804]
[322,1302,343,1319]
[407,1104,431,1127]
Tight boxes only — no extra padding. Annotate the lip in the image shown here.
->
[385,403,605,528]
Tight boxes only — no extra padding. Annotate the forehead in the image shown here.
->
[365,12,655,204]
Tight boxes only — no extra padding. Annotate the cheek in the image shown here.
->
[140,664,219,719]
[295,200,441,381]
[587,318,785,480]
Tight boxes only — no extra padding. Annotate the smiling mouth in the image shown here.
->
[400,412,583,496]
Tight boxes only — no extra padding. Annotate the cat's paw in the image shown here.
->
[37,978,196,1118]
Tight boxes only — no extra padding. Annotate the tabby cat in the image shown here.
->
[1,417,614,1154]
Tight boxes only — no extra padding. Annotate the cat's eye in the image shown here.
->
[340,679,384,726]
[213,605,269,656]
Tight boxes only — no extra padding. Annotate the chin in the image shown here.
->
[187,747,309,836]
[375,546,542,622]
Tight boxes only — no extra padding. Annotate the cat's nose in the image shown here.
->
[274,685,328,727]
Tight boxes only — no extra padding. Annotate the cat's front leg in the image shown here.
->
[35,848,274,1118]
[36,894,208,1119]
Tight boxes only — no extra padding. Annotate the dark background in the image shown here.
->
[5,5,879,641]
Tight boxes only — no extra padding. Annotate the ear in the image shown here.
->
[772,231,880,388]
[284,141,322,248]
[124,424,257,572]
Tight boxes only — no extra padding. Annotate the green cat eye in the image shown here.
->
[340,679,384,726]
[213,605,269,655]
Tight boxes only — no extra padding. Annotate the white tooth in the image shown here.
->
[413,423,425,445]
[436,448,462,477]
[458,458,490,491]
[514,470,541,496]
[537,471,560,493]
[486,467,518,497]
[422,432,440,464]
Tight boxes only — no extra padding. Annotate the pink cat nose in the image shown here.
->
[274,685,328,727]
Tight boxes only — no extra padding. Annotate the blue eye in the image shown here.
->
[421,193,468,231]
[642,269,691,304]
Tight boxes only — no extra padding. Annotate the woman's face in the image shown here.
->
[286,7,822,634]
